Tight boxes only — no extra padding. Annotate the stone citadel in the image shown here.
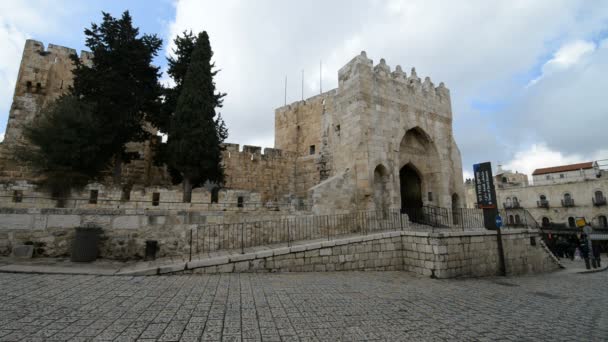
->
[0,40,465,216]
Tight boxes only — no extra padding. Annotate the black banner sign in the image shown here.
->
[473,162,497,209]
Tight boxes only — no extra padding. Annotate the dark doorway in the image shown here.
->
[400,165,422,212]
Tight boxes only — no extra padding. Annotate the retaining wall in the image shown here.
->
[163,229,559,278]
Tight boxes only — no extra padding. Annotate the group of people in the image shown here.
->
[548,233,603,270]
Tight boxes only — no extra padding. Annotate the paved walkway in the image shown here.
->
[0,270,606,341]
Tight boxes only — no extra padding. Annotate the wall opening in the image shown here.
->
[400,164,422,213]
[121,185,131,201]
[12,190,23,203]
[309,145,316,155]
[152,192,160,206]
[211,187,219,203]
[89,190,99,204]
[237,196,244,208]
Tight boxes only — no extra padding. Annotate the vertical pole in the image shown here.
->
[284,76,287,106]
[319,60,322,94]
[496,227,507,276]
[189,229,193,262]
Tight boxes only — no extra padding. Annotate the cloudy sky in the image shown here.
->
[1,0,608,179]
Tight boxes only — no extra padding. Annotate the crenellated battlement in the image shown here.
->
[338,51,450,101]
[221,143,298,160]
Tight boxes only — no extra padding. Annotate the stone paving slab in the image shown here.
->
[0,270,606,341]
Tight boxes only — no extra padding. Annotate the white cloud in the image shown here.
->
[528,40,596,86]
[501,143,599,180]
[167,0,608,166]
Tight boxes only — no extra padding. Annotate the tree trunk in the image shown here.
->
[183,177,192,203]
[113,154,123,184]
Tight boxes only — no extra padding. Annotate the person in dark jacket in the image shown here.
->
[592,242,601,268]
[580,235,591,270]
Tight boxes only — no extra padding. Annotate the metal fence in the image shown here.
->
[189,209,406,256]
[186,206,492,258]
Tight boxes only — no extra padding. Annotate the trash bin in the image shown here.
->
[145,240,158,261]
[70,226,102,262]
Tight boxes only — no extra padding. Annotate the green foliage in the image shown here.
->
[71,11,163,167]
[18,95,110,193]
[167,31,227,197]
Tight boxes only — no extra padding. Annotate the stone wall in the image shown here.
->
[0,208,302,259]
[164,229,560,278]
[221,144,298,203]
[0,183,270,211]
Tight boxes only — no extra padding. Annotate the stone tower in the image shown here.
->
[3,40,92,147]
[275,51,465,214]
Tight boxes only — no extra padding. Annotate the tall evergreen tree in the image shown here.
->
[71,11,163,183]
[18,96,109,199]
[152,31,197,181]
[167,31,227,202]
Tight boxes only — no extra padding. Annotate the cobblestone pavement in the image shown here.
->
[0,270,606,341]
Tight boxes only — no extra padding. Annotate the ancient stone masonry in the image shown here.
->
[276,52,465,214]
[0,40,167,185]
[0,41,465,220]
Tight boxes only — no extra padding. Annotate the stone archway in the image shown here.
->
[373,164,390,213]
[400,164,422,212]
[398,126,441,207]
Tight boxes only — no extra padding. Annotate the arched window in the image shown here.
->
[502,177,508,183]
[568,217,575,228]
[563,193,574,207]
[594,190,605,206]
[595,190,603,201]
[513,196,519,207]
[515,215,521,225]
[508,215,514,225]
[599,215,608,228]
[506,197,512,208]
[540,195,547,201]
[541,217,550,227]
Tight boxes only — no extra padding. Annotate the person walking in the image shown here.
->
[592,242,602,268]
[580,235,591,270]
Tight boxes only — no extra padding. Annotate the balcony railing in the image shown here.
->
[503,202,521,209]
[593,196,607,206]
[537,200,549,209]
[561,198,575,207]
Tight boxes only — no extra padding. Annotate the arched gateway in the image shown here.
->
[400,164,422,212]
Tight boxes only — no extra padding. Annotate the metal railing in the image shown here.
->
[592,196,606,206]
[561,198,575,207]
[451,208,485,229]
[537,200,550,209]
[188,209,406,256]
[186,206,491,259]
[403,206,450,227]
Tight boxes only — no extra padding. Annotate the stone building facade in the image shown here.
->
[276,52,465,214]
[465,162,608,228]
[0,41,465,216]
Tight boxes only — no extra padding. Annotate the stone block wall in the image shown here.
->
[0,208,300,259]
[401,230,561,278]
[163,229,559,278]
[222,144,299,203]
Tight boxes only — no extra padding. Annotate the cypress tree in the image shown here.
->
[71,11,163,183]
[167,31,227,202]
